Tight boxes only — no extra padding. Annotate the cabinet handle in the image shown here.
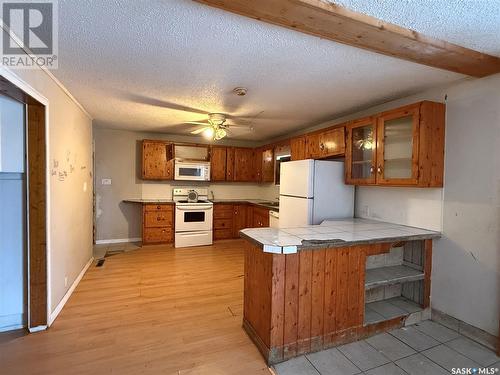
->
[320,143,325,150]
[157,205,161,210]
[377,165,383,174]
[370,166,375,174]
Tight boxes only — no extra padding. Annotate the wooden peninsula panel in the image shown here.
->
[243,243,367,363]
[243,240,433,364]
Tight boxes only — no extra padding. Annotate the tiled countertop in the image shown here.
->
[123,199,175,204]
[124,198,279,211]
[240,218,440,254]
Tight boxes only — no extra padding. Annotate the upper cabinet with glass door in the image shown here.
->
[346,117,377,185]
[376,105,419,185]
[345,101,445,187]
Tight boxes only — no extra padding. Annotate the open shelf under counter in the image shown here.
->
[365,264,425,290]
[364,296,423,325]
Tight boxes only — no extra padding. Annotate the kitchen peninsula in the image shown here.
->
[239,218,440,364]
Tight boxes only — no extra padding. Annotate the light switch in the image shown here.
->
[102,178,112,185]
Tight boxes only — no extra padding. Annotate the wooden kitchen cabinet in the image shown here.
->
[233,147,256,182]
[319,127,345,157]
[252,206,270,228]
[214,204,234,240]
[142,140,173,180]
[260,147,274,183]
[142,204,174,244]
[210,146,227,181]
[226,147,235,181]
[346,117,377,185]
[376,105,419,186]
[290,136,307,161]
[345,101,445,187]
[233,204,248,237]
[213,203,270,240]
[305,132,321,159]
[306,127,345,159]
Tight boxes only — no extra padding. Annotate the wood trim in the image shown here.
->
[27,103,48,328]
[194,0,500,77]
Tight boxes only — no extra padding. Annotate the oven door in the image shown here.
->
[174,162,210,181]
[175,205,213,232]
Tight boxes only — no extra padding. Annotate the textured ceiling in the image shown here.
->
[333,0,500,56]
[53,0,497,141]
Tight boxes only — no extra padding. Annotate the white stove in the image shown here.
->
[173,188,213,248]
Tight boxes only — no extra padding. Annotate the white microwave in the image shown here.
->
[174,161,210,181]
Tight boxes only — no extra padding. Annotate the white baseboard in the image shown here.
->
[48,257,94,326]
[29,325,47,333]
[95,237,141,245]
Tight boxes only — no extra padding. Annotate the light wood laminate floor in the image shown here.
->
[0,240,271,375]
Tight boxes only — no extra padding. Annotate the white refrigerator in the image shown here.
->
[279,160,354,227]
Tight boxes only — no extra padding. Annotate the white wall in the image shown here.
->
[339,75,499,336]
[94,127,279,242]
[1,29,94,321]
[0,95,25,331]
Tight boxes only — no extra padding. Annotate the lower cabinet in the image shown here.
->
[252,206,270,228]
[214,203,270,240]
[142,204,174,245]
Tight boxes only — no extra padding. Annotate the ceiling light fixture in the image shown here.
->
[203,127,215,139]
[233,87,247,96]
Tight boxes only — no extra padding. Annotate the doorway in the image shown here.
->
[0,75,48,331]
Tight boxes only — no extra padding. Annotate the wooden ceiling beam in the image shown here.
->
[194,0,500,77]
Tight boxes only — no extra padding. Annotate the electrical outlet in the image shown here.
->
[101,178,112,185]
[64,276,68,287]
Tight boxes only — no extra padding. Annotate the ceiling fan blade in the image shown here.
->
[185,121,209,126]
[191,127,209,135]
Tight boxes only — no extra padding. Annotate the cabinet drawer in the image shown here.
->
[143,227,172,244]
[144,204,172,212]
[144,211,173,228]
[214,205,233,219]
[214,218,233,230]
[214,229,233,240]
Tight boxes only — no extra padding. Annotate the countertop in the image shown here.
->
[123,198,279,211]
[123,199,175,204]
[240,218,440,254]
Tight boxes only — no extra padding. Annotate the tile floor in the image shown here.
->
[274,320,500,375]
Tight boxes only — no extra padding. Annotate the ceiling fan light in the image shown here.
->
[214,128,227,140]
[203,127,215,139]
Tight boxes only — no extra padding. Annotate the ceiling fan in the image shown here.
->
[187,113,254,140]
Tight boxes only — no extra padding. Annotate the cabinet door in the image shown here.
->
[306,133,321,159]
[253,207,269,227]
[226,147,235,181]
[210,146,227,181]
[319,127,345,157]
[234,148,255,181]
[254,147,262,182]
[261,148,274,183]
[376,106,419,185]
[346,118,377,185]
[290,136,306,161]
[233,204,248,237]
[142,141,172,179]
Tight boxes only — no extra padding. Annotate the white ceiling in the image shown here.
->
[53,0,499,141]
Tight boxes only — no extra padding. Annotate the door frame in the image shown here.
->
[0,67,50,332]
